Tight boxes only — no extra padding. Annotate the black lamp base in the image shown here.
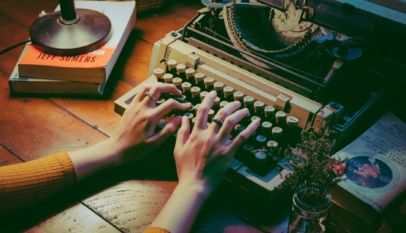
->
[29,9,112,56]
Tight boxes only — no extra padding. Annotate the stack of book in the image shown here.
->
[9,1,136,96]
[330,112,406,233]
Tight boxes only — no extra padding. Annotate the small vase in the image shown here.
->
[288,183,331,233]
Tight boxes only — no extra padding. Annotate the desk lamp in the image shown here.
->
[29,0,112,56]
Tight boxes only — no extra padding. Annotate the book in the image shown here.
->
[17,0,136,83]
[330,112,406,232]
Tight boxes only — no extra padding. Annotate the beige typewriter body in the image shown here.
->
[114,33,349,198]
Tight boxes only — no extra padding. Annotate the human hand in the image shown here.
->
[174,90,260,194]
[108,83,192,165]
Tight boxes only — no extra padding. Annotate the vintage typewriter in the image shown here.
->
[115,0,406,199]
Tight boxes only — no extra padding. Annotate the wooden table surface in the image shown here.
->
[0,0,289,232]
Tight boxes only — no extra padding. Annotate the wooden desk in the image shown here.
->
[0,0,288,232]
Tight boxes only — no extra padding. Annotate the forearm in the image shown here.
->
[67,138,122,182]
[149,182,212,233]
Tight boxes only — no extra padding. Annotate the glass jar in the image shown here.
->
[288,183,331,233]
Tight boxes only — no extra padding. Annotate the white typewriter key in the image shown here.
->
[200,91,208,102]
[254,101,265,114]
[194,104,200,112]
[233,91,244,101]
[185,68,195,78]
[220,100,229,108]
[184,112,194,122]
[156,97,166,106]
[194,72,205,84]
[181,82,192,92]
[214,82,224,92]
[223,86,234,99]
[264,106,275,119]
[176,64,186,73]
[251,116,261,123]
[243,96,254,108]
[272,127,283,139]
[191,86,201,98]
[213,97,220,107]
[267,140,278,152]
[261,121,272,134]
[168,60,177,69]
[204,77,215,89]
[275,111,287,124]
[153,68,164,78]
[173,77,182,88]
[208,109,215,120]
[286,116,299,128]
[163,73,173,83]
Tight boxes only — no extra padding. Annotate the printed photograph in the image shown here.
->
[346,156,392,188]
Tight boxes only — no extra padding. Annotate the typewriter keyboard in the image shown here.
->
[115,37,330,199]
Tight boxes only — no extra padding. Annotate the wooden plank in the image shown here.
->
[0,72,107,161]
[25,203,120,233]
[0,145,23,167]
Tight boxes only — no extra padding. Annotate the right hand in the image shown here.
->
[174,90,260,194]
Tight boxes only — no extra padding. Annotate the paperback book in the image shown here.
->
[17,0,136,83]
[330,112,406,232]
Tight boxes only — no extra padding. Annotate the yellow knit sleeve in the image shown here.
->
[0,152,77,216]
[142,227,171,233]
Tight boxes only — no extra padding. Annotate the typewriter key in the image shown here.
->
[234,91,244,102]
[173,77,182,90]
[286,116,299,128]
[220,100,229,109]
[261,121,272,135]
[267,140,278,153]
[163,73,173,84]
[272,126,283,139]
[214,82,224,95]
[153,68,164,82]
[264,106,276,120]
[194,73,205,88]
[223,86,234,101]
[254,101,265,116]
[185,68,195,82]
[275,111,287,124]
[176,64,186,79]
[256,135,267,147]
[204,77,215,91]
[167,60,177,74]
[200,91,208,102]
[244,96,254,109]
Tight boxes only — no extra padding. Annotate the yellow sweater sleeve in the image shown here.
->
[0,152,77,216]
[142,227,171,233]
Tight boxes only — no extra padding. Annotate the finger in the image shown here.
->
[218,108,250,140]
[147,116,182,146]
[195,90,216,130]
[133,83,155,103]
[144,83,182,107]
[210,101,241,133]
[153,99,192,120]
[229,119,260,153]
[174,116,191,155]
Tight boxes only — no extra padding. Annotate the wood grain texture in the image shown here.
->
[0,145,22,167]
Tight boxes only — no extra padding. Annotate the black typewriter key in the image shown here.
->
[254,101,265,117]
[233,124,246,138]
[175,94,187,103]
[214,81,224,96]
[264,106,276,121]
[153,68,164,82]
[204,77,215,91]
[220,100,229,109]
[194,72,205,89]
[191,86,201,105]
[176,64,186,80]
[223,86,234,102]
[163,73,173,84]
[261,121,272,136]
[200,91,208,102]
[243,96,254,111]
[181,82,192,99]
[185,68,195,83]
[253,151,268,175]
[167,60,177,75]
[184,112,194,123]
[255,135,267,147]
[173,77,182,90]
